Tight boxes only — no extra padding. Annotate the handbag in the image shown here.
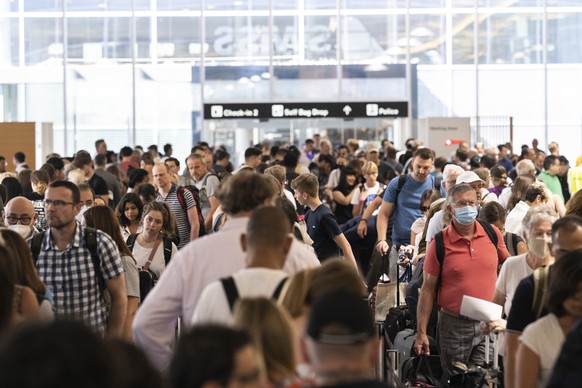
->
[138,239,161,302]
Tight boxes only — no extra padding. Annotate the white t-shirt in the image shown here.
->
[519,313,565,388]
[131,239,178,278]
[495,253,532,316]
[191,267,288,325]
[351,181,383,215]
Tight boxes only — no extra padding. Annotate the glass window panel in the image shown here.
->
[452,14,475,64]
[304,0,336,9]
[67,17,131,61]
[67,0,150,11]
[135,17,151,60]
[205,0,274,10]
[479,0,543,6]
[304,15,337,62]
[272,16,299,63]
[342,0,445,7]
[23,18,63,65]
[478,13,543,64]
[157,0,200,10]
[157,17,200,59]
[417,68,450,117]
[204,16,269,60]
[452,0,477,7]
[6,17,20,66]
[547,12,582,64]
[340,15,390,62]
[409,14,446,65]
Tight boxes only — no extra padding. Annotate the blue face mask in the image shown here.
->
[454,206,478,225]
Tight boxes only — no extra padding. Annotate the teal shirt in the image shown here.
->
[537,171,564,202]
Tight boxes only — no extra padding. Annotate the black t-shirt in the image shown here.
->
[333,186,354,225]
[89,173,109,196]
[305,204,342,262]
[506,273,548,333]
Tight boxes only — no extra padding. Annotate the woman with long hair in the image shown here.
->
[126,202,177,278]
[0,229,53,321]
[0,239,40,335]
[234,297,300,387]
[331,166,359,225]
[83,206,140,341]
[116,193,144,240]
[516,250,582,387]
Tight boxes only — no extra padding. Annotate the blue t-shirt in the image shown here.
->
[382,174,435,247]
[305,204,342,262]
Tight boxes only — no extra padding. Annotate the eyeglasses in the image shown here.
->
[43,199,78,208]
[6,215,32,224]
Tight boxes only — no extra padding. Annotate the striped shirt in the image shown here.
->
[33,224,124,335]
[156,184,195,249]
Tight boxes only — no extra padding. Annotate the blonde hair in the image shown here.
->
[280,268,317,318]
[67,168,85,185]
[361,161,378,175]
[233,298,296,384]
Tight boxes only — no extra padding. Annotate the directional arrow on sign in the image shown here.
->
[343,105,352,115]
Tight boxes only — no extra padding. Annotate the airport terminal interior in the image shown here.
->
[1,0,582,163]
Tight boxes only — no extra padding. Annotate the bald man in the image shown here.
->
[4,197,38,239]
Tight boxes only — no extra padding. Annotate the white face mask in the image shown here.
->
[528,237,551,258]
[8,224,32,239]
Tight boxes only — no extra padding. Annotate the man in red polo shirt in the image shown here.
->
[414,183,509,369]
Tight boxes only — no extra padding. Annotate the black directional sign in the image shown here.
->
[203,101,408,120]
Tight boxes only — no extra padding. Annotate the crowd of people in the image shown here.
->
[0,136,581,387]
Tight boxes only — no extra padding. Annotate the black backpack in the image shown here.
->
[176,185,206,236]
[31,227,104,293]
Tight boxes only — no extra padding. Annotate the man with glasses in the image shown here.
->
[32,180,127,337]
[376,147,436,281]
[414,183,509,370]
[424,170,485,244]
[3,196,38,239]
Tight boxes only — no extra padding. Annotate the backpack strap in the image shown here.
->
[221,277,239,313]
[162,237,173,265]
[532,265,550,319]
[394,175,407,205]
[271,277,288,301]
[31,231,46,263]
[84,227,104,293]
[126,233,138,251]
[435,230,445,293]
[477,219,498,247]
[176,186,188,214]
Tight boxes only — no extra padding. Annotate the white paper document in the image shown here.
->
[460,295,503,322]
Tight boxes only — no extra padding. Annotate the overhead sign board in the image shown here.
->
[203,102,408,120]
